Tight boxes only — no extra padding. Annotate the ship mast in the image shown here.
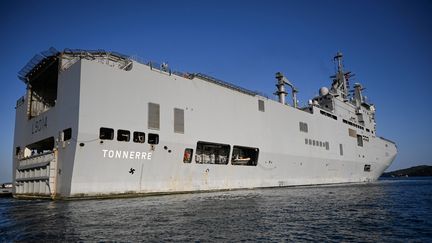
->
[331,52,351,100]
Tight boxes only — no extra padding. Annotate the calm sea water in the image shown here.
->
[1,178,431,242]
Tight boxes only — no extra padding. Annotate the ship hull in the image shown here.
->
[12,55,397,199]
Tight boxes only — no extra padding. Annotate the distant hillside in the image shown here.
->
[381,165,432,177]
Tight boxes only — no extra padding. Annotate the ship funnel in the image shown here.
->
[274,72,298,108]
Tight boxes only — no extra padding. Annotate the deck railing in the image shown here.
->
[19,48,273,101]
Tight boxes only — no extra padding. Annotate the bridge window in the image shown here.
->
[320,110,337,120]
[117,129,130,142]
[99,127,114,140]
[133,132,145,143]
[231,146,259,166]
[195,141,230,165]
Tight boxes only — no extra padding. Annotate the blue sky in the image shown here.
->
[1,0,431,182]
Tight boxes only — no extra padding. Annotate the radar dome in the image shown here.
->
[319,87,329,96]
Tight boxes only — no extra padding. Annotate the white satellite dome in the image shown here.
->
[319,87,329,96]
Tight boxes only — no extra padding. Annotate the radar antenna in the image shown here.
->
[331,52,351,100]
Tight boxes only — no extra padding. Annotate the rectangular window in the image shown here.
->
[357,135,363,147]
[299,122,308,133]
[325,142,329,150]
[99,127,114,140]
[195,141,230,165]
[313,140,316,146]
[133,132,145,143]
[148,103,160,130]
[364,164,371,172]
[174,108,184,134]
[117,129,130,142]
[63,128,72,141]
[320,110,337,120]
[319,141,323,147]
[305,138,308,145]
[258,100,265,112]
[339,144,343,156]
[183,148,193,163]
[231,146,259,166]
[148,133,159,144]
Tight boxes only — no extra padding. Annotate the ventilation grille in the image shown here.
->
[174,108,184,134]
[258,100,265,112]
[148,103,160,130]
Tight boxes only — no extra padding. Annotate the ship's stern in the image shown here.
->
[12,48,81,199]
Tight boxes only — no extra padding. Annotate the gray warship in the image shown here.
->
[12,48,397,199]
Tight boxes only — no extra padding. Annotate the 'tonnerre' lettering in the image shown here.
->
[102,149,152,160]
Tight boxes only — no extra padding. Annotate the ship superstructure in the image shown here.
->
[12,48,397,199]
